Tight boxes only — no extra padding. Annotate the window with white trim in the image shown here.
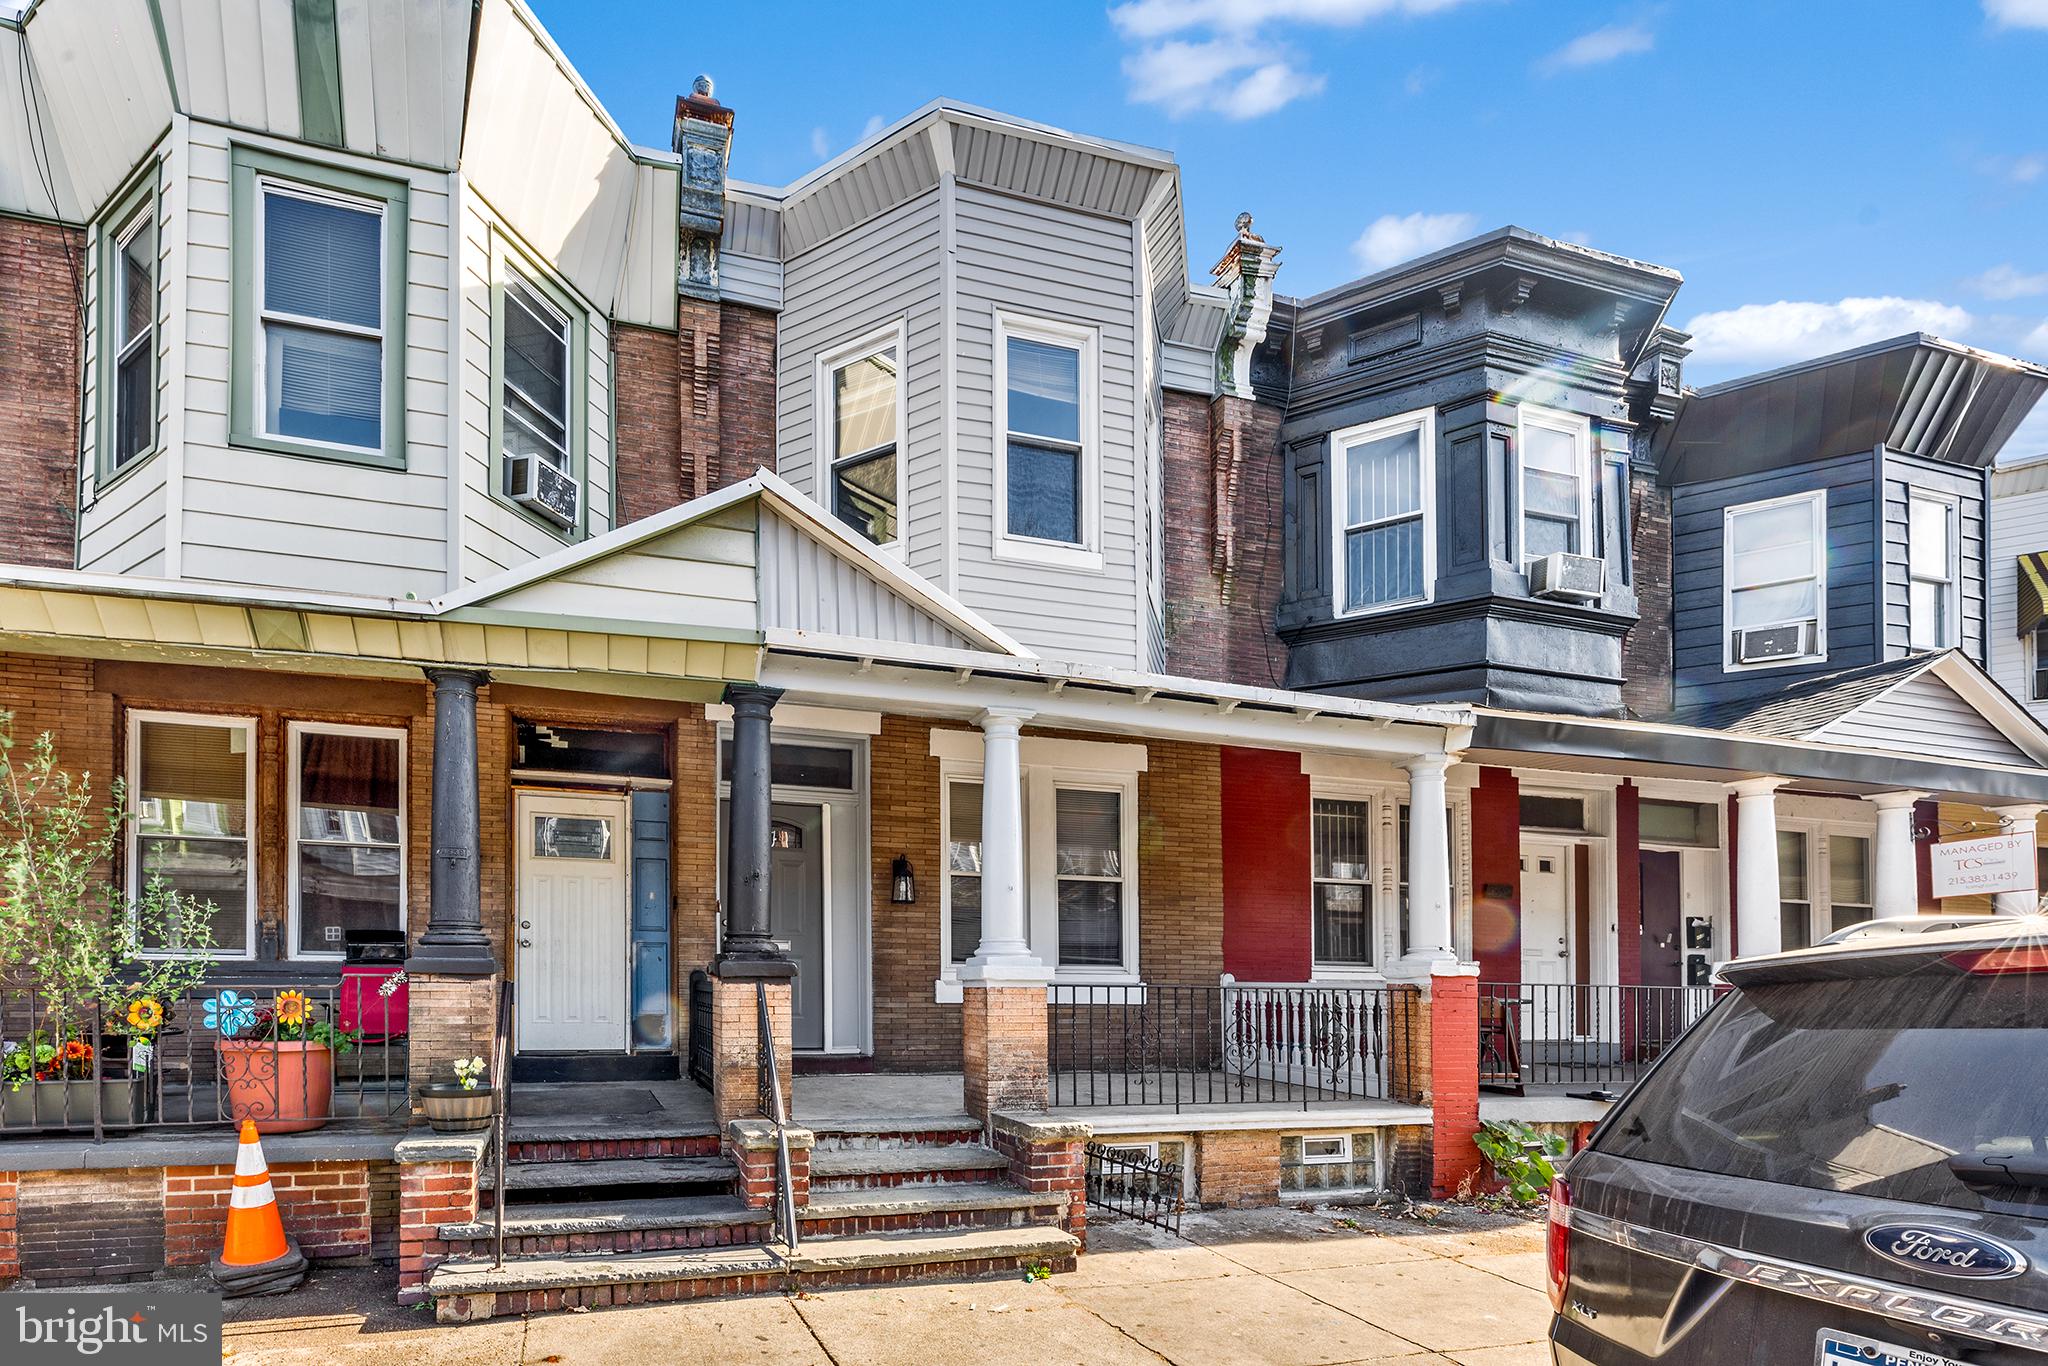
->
[1908,491,1959,651]
[110,198,158,471]
[2033,623,2048,701]
[820,327,902,546]
[1724,491,1827,668]
[502,271,573,487]
[947,778,983,966]
[1299,1134,1353,1164]
[1054,787,1125,968]
[256,178,386,452]
[1777,822,1875,947]
[129,713,255,958]
[1332,409,1434,613]
[290,723,405,959]
[998,316,1097,563]
[1518,406,1592,563]
[1312,798,1374,967]
[1778,828,1811,951]
[1828,833,1872,934]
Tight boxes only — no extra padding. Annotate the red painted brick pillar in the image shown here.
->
[1428,970,1483,1199]
[1471,768,1522,985]
[1220,745,1312,980]
[0,1170,18,1282]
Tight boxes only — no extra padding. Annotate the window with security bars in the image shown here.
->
[1055,788,1123,967]
[258,181,384,451]
[1336,419,1428,611]
[948,780,982,965]
[1312,798,1373,967]
[828,344,899,545]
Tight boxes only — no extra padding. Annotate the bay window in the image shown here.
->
[998,316,1097,564]
[290,723,405,959]
[130,713,255,958]
[1908,492,1959,651]
[819,326,902,547]
[1312,799,1374,967]
[1332,409,1433,613]
[1724,490,1827,668]
[1518,406,1592,563]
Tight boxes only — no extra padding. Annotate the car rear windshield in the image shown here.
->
[1593,963,2047,1216]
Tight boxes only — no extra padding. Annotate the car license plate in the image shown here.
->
[1817,1330,1964,1366]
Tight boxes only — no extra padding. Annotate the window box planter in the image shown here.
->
[0,1077,151,1132]
[418,1082,494,1133]
[219,1039,334,1134]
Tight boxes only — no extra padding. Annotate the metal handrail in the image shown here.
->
[491,979,514,1271]
[755,980,800,1252]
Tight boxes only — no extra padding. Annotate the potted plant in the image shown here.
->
[215,989,361,1134]
[419,1054,494,1133]
[0,720,217,1133]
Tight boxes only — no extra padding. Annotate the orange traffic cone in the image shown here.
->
[208,1119,307,1297]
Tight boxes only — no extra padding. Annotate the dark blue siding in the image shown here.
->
[1878,452,1989,664]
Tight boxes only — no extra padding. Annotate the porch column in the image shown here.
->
[717,682,787,966]
[1864,791,1927,921]
[1391,753,1458,977]
[1994,804,2044,916]
[411,668,496,974]
[960,707,1048,1125]
[1731,777,1787,958]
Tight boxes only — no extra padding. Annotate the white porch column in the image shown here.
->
[1732,777,1787,957]
[1864,791,1927,921]
[1994,804,2045,916]
[1390,753,1457,979]
[960,707,1048,983]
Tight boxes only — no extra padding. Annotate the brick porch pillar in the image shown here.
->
[1427,969,1483,1199]
[395,1133,484,1305]
[708,975,793,1128]
[959,709,1051,1124]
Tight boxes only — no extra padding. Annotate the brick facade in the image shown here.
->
[397,1157,480,1304]
[1427,973,1483,1198]
[165,1161,373,1265]
[716,302,778,487]
[610,302,777,530]
[612,323,685,525]
[1621,469,1674,716]
[1195,1130,1282,1209]
[961,985,1047,1122]
[0,217,82,570]
[0,1172,16,1281]
[707,975,793,1127]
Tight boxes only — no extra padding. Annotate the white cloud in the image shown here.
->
[2027,318,2048,352]
[1351,211,1480,271]
[1682,297,1974,368]
[2009,153,2047,183]
[1967,264,2048,300]
[860,114,887,140]
[1985,0,2048,29]
[1124,39,1325,118]
[809,126,830,160]
[1110,0,1473,39]
[1537,22,1654,75]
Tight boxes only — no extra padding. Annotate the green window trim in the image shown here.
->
[488,231,591,543]
[94,170,162,488]
[228,144,409,470]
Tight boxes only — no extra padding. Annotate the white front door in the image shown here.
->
[515,790,629,1052]
[1520,842,1571,987]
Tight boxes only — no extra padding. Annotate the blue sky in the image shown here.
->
[531,0,2048,455]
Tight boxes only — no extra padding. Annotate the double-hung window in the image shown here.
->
[820,327,902,547]
[1777,829,1811,951]
[1518,406,1592,563]
[108,193,158,473]
[999,317,1096,561]
[947,779,983,965]
[1312,798,1374,968]
[1054,788,1124,968]
[1332,410,1433,613]
[502,273,572,486]
[290,723,405,959]
[1724,491,1827,667]
[1828,834,1872,934]
[130,713,255,958]
[1908,492,1959,651]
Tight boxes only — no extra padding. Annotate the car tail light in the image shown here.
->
[1946,945,2048,975]
[1546,1176,1571,1313]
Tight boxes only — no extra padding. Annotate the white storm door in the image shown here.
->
[1520,843,1571,988]
[516,790,629,1052]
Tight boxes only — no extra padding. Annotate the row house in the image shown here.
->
[1,0,2045,1311]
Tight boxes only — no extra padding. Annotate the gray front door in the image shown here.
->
[768,802,826,1050]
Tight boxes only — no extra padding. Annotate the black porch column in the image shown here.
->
[409,667,498,975]
[715,681,792,974]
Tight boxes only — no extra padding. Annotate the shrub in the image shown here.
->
[1473,1118,1567,1205]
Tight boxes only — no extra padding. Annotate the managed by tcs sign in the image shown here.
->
[3,1292,221,1365]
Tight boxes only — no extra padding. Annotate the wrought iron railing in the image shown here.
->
[687,969,713,1090]
[1084,1140,1185,1233]
[0,980,408,1140]
[755,981,800,1251]
[1049,981,1402,1111]
[1477,981,1718,1095]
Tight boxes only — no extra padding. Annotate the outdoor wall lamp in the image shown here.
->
[891,855,917,904]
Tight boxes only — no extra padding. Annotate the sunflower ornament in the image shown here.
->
[126,997,164,1034]
[273,990,311,1028]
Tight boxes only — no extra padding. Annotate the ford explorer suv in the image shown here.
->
[1549,919,2048,1364]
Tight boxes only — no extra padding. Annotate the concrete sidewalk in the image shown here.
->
[216,1204,1552,1365]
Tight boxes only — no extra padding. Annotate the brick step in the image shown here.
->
[506,1133,720,1164]
[801,1116,985,1151]
[429,1225,1082,1322]
[484,1155,735,1205]
[433,1183,1071,1259]
[807,1143,1009,1191]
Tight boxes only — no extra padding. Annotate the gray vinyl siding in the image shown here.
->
[176,123,453,599]
[1670,451,1879,709]
[951,184,1141,668]
[1818,673,2030,765]
[775,187,946,577]
[1879,451,1988,664]
[758,509,975,651]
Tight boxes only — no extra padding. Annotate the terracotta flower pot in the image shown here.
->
[419,1082,495,1133]
[218,1039,333,1134]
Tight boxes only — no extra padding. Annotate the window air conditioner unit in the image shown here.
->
[506,453,578,528]
[1733,621,1818,665]
[1528,552,1606,602]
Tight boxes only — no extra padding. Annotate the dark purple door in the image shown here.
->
[1639,850,1683,988]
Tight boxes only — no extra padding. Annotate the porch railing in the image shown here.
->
[1048,981,1402,1111]
[1477,982,1717,1095]
[0,981,409,1140]
[755,981,800,1251]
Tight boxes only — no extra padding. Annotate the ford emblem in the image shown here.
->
[1863,1224,2028,1280]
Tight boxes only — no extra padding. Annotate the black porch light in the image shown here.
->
[890,854,918,904]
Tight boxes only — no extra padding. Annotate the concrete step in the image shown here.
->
[484,1155,735,1204]
[429,1225,1081,1321]
[807,1143,1008,1191]
[802,1116,985,1150]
